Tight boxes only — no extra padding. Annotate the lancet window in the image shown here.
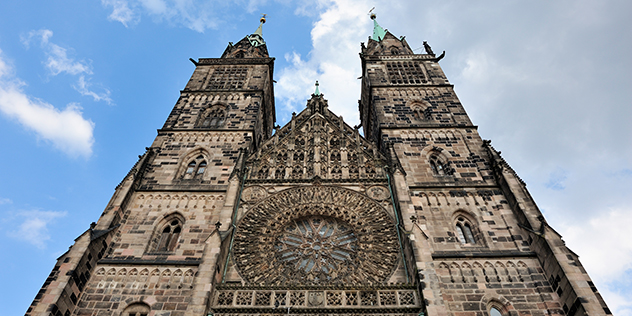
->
[151,215,184,253]
[455,216,476,244]
[429,154,450,176]
[183,155,207,179]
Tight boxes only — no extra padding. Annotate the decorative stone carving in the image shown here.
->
[308,291,325,306]
[233,186,399,285]
[367,185,390,201]
[241,186,267,202]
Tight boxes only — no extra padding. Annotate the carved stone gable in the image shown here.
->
[248,95,386,181]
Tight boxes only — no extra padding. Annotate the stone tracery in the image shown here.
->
[233,186,399,285]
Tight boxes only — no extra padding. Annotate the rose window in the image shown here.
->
[275,216,357,281]
[232,186,400,285]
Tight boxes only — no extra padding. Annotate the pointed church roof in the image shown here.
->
[314,81,321,96]
[362,13,414,56]
[220,15,270,58]
[370,14,387,41]
[248,15,267,47]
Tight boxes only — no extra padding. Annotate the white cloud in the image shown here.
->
[559,208,632,314]
[0,51,95,158]
[45,43,92,76]
[22,29,112,106]
[276,0,370,125]
[0,198,12,205]
[7,210,67,249]
[101,0,140,27]
[22,29,92,76]
[74,76,113,105]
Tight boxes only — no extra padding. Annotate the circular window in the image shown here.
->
[275,215,357,281]
[232,186,400,285]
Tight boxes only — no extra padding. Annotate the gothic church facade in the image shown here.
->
[27,16,610,316]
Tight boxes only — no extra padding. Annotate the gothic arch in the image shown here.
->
[482,294,514,316]
[451,210,482,246]
[409,100,432,122]
[197,103,227,128]
[147,212,185,253]
[175,147,210,180]
[120,302,150,316]
[422,147,453,176]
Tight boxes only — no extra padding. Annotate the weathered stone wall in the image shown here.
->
[75,266,198,316]
[140,131,252,188]
[107,192,225,260]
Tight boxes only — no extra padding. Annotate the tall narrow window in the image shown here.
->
[464,223,476,244]
[456,225,466,244]
[197,161,207,175]
[156,219,182,252]
[429,154,450,176]
[186,161,196,175]
[456,217,476,244]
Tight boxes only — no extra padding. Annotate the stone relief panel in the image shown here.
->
[248,107,386,181]
[241,185,267,203]
[366,185,390,201]
[233,186,400,285]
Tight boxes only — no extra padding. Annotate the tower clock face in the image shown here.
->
[233,186,400,285]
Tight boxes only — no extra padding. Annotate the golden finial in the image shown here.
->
[260,13,267,24]
[368,7,376,20]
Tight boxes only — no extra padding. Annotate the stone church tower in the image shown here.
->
[27,15,611,316]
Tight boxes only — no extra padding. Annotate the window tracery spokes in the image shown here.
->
[275,216,357,282]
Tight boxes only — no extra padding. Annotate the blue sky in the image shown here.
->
[1,1,631,315]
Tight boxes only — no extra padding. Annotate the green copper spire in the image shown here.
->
[370,13,386,41]
[248,14,267,47]
[314,81,321,96]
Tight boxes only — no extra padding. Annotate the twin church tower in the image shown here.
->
[27,15,610,316]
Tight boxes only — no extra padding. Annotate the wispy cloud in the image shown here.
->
[101,0,140,27]
[22,29,92,76]
[276,0,369,125]
[0,50,95,157]
[21,29,112,105]
[74,75,113,104]
[7,210,67,249]
[0,197,12,205]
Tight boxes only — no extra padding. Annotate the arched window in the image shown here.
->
[183,155,206,179]
[429,155,449,176]
[151,216,184,253]
[198,106,226,128]
[390,47,400,55]
[121,302,150,316]
[456,217,476,244]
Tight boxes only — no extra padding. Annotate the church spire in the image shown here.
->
[314,80,321,96]
[248,14,267,47]
[370,13,386,42]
